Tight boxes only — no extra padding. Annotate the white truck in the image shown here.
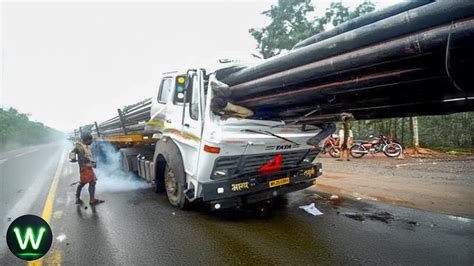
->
[80,62,324,210]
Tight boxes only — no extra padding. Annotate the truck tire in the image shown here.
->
[164,164,187,208]
[154,158,166,193]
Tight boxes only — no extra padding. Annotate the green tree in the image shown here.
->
[250,0,375,59]
[0,107,64,150]
[320,0,375,27]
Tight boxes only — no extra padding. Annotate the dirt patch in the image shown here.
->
[404,147,443,156]
[314,154,474,218]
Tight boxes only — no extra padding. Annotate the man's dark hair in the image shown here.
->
[81,132,93,142]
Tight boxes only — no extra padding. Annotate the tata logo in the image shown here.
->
[6,215,53,261]
[276,145,292,150]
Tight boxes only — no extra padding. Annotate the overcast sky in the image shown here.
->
[1,0,398,132]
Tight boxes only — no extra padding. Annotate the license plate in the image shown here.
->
[269,177,290,188]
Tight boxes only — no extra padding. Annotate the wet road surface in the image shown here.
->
[1,143,473,265]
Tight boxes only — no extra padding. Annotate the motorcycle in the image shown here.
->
[322,135,341,158]
[350,134,403,158]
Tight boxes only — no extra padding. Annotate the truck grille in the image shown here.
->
[212,149,318,179]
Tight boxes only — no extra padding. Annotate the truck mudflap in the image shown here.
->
[200,162,322,210]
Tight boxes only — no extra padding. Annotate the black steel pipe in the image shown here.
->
[220,0,474,88]
[289,98,474,122]
[229,18,474,99]
[239,68,440,108]
[256,75,464,120]
[293,0,434,49]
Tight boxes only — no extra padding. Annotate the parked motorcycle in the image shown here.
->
[350,134,403,158]
[322,135,341,158]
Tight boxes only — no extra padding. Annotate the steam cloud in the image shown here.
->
[92,142,151,193]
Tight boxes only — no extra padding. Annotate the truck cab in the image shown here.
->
[142,66,322,209]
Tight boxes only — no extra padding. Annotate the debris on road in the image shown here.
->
[330,195,339,200]
[328,194,344,206]
[343,212,366,221]
[56,234,67,242]
[299,203,323,216]
[364,211,393,223]
[407,221,420,226]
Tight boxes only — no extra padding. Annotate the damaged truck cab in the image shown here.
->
[95,65,323,210]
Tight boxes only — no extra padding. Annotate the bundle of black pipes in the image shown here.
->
[217,0,474,122]
[88,98,152,136]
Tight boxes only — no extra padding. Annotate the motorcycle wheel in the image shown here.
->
[383,143,403,158]
[328,147,341,158]
[350,144,366,158]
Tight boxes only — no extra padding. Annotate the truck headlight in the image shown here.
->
[214,169,228,178]
[303,149,319,164]
[212,156,240,179]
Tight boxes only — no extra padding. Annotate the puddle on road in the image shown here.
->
[447,215,473,223]
[343,212,366,221]
[306,191,396,224]
[315,183,416,207]
[342,211,393,223]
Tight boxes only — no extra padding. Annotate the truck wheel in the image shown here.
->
[164,165,187,208]
[154,159,166,193]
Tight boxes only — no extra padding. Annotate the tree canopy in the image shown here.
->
[0,107,64,150]
[249,0,375,58]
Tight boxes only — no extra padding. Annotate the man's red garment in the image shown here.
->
[80,166,97,184]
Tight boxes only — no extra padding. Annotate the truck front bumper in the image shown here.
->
[200,162,322,210]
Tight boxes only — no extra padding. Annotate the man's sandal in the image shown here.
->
[90,199,105,205]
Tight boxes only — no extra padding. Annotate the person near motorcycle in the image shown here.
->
[337,115,353,161]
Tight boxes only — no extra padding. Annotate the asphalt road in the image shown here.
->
[1,142,473,265]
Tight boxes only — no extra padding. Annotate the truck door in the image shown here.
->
[175,70,203,179]
[182,70,203,177]
[182,70,203,138]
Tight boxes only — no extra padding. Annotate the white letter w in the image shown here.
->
[13,227,46,250]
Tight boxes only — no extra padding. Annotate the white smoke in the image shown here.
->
[92,142,151,193]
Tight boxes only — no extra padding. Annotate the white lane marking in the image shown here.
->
[0,158,7,165]
[0,146,67,254]
[13,148,39,158]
